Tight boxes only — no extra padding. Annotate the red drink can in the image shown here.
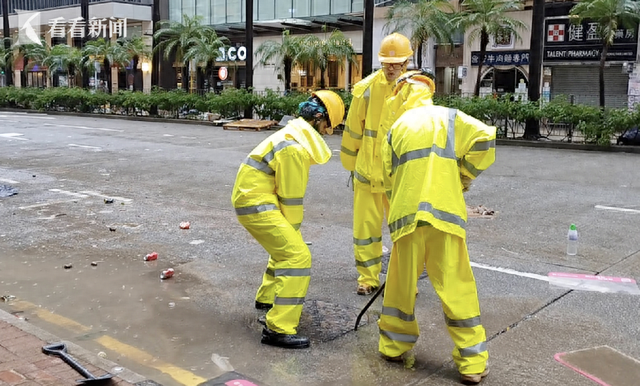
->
[144,252,158,261]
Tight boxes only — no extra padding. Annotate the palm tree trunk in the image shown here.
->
[105,59,112,93]
[599,44,608,109]
[320,68,326,88]
[417,42,423,69]
[132,56,138,91]
[284,58,292,92]
[206,60,213,91]
[474,30,490,97]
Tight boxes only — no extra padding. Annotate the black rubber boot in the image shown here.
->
[255,301,273,310]
[261,328,310,349]
[258,315,266,326]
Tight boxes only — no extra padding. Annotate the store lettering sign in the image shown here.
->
[544,46,636,61]
[471,50,530,66]
[218,46,247,62]
[543,17,638,62]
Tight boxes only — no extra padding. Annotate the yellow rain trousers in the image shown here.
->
[379,104,496,375]
[340,70,395,287]
[231,118,331,335]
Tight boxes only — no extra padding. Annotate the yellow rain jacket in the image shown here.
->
[341,70,395,193]
[381,106,496,242]
[232,117,332,228]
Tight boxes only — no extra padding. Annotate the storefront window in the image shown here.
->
[352,0,363,12]
[182,0,195,18]
[293,0,310,17]
[331,0,350,14]
[275,0,293,18]
[312,0,330,16]
[169,0,182,22]
[227,0,242,23]
[196,0,211,25]
[258,0,275,20]
[212,0,226,24]
[328,60,339,88]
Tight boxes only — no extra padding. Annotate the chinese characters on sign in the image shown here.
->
[48,17,127,39]
[544,18,637,62]
[471,51,530,66]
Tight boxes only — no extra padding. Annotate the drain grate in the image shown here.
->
[298,300,368,342]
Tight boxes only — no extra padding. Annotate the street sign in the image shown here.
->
[218,67,228,81]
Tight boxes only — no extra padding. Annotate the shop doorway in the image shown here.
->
[480,67,528,96]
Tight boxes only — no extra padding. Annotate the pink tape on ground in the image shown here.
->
[554,352,612,386]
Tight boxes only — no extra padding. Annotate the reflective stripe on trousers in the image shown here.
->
[353,184,389,287]
[378,226,488,374]
[238,211,311,335]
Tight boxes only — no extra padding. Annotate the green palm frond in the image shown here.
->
[453,0,527,45]
[385,0,456,49]
[570,0,640,45]
[183,28,229,71]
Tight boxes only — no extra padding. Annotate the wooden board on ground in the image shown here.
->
[223,119,278,131]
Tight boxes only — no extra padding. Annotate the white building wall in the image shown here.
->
[461,9,532,95]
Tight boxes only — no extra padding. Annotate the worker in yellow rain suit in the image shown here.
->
[231,91,345,349]
[340,32,413,295]
[378,70,496,385]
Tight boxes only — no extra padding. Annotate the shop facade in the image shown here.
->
[543,4,638,108]
[461,9,532,98]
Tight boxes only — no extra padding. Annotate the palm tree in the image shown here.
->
[297,28,358,89]
[83,38,130,93]
[17,39,49,87]
[255,30,305,92]
[385,0,455,69]
[452,0,527,96]
[570,0,640,108]
[183,28,229,92]
[43,45,83,87]
[154,14,211,91]
[119,35,152,91]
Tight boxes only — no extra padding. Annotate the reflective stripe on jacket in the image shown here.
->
[381,106,496,241]
[231,118,331,229]
[341,70,394,193]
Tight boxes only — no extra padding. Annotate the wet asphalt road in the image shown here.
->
[0,110,639,386]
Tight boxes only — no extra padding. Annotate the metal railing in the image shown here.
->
[1,0,151,15]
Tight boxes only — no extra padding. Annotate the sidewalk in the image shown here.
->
[0,308,160,386]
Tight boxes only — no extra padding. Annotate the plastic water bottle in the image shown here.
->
[567,224,578,256]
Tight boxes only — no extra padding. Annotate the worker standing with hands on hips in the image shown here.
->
[231,91,345,349]
[378,70,496,385]
[340,32,413,295]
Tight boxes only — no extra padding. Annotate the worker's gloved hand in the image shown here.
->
[460,174,472,193]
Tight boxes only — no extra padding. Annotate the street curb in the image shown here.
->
[496,139,640,154]
[2,108,639,153]
[0,306,162,386]
[0,107,220,127]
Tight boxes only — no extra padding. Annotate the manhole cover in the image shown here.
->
[380,252,428,280]
[298,300,368,342]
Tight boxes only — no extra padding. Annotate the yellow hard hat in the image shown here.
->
[392,69,436,97]
[312,90,345,130]
[379,33,413,64]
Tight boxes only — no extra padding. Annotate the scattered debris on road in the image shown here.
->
[104,198,114,204]
[108,226,116,232]
[144,252,158,261]
[467,205,496,218]
[0,185,18,198]
[64,264,73,269]
[179,221,190,229]
[1,295,16,302]
[160,268,175,280]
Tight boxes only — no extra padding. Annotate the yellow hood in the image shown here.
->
[283,117,332,165]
